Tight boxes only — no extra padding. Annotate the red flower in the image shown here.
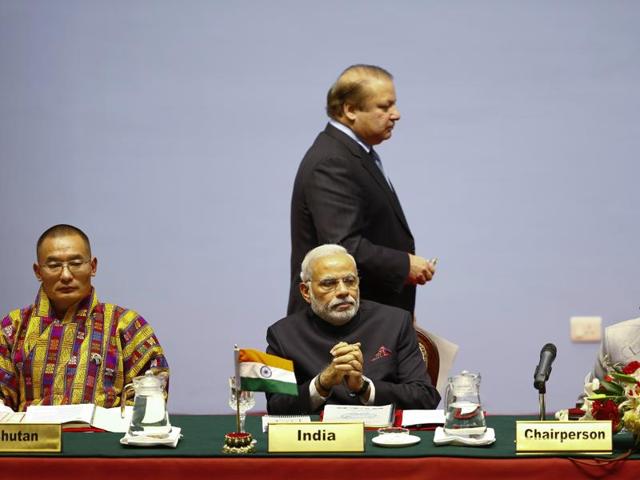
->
[622,361,640,375]
[591,399,621,432]
[604,375,613,382]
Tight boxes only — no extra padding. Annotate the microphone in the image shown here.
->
[533,343,557,392]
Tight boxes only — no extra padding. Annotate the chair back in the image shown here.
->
[414,325,440,386]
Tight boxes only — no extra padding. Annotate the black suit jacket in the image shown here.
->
[266,300,440,414]
[288,123,416,314]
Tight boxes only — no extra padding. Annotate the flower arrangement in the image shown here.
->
[578,360,640,442]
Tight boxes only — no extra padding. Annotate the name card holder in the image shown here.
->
[0,424,62,453]
[516,420,612,454]
[268,422,364,453]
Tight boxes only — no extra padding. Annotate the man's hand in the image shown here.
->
[407,254,437,285]
[331,342,364,392]
[317,342,364,394]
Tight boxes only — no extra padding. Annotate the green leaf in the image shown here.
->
[611,372,637,384]
[587,393,616,400]
[599,380,625,395]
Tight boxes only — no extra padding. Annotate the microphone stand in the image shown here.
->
[537,383,546,420]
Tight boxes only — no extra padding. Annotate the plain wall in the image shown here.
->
[1,0,639,414]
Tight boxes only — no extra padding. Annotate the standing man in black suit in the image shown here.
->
[288,64,436,315]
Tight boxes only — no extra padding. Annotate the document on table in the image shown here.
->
[322,404,394,428]
[401,409,445,427]
[0,404,133,432]
[261,415,311,432]
[91,405,133,432]
[24,403,96,425]
[0,411,25,423]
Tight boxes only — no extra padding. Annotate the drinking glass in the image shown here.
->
[228,376,255,432]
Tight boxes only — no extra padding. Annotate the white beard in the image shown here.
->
[309,290,360,326]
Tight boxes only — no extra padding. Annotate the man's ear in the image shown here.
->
[90,257,98,277]
[299,282,312,305]
[342,102,358,123]
[33,263,43,282]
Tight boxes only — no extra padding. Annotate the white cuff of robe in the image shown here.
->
[309,375,328,411]
[362,375,376,405]
[308,375,376,409]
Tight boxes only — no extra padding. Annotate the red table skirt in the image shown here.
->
[2,456,639,480]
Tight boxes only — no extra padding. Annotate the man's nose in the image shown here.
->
[335,280,349,296]
[59,265,74,281]
[391,106,401,121]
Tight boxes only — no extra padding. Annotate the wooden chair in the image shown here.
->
[414,324,440,386]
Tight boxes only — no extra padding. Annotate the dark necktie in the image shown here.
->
[370,148,393,190]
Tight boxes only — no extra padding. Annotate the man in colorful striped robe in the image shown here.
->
[0,224,168,411]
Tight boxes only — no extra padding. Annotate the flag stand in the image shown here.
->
[235,374,241,433]
[223,345,255,454]
[223,345,298,454]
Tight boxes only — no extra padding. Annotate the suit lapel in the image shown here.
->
[324,124,413,235]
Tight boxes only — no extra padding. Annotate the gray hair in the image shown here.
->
[300,244,356,282]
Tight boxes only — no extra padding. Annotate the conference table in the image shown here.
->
[1,415,639,479]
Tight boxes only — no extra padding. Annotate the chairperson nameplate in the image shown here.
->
[516,420,612,454]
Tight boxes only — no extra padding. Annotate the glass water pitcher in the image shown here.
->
[443,370,487,436]
[121,368,171,437]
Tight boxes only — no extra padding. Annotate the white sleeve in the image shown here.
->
[309,375,329,411]
[362,375,376,405]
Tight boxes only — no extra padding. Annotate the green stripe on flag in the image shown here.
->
[240,377,298,396]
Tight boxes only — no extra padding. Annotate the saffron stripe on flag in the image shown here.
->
[238,348,294,372]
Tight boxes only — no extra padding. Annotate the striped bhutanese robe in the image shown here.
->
[0,287,168,411]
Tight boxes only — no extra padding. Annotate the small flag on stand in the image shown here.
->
[234,347,298,396]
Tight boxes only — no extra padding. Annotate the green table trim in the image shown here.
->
[1,414,638,459]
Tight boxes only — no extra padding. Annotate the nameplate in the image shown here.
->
[0,424,62,452]
[268,422,364,453]
[516,421,612,454]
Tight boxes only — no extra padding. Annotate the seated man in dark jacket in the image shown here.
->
[267,244,440,414]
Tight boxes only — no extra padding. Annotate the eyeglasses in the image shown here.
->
[40,259,91,275]
[311,275,359,292]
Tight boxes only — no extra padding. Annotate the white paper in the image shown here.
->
[0,411,26,423]
[322,404,393,427]
[433,426,496,446]
[92,406,133,433]
[401,409,445,427]
[16,404,133,432]
[24,403,95,424]
[120,427,182,448]
[261,415,311,432]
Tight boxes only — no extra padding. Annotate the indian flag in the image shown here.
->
[235,348,298,396]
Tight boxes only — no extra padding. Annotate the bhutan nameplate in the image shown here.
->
[0,424,62,452]
[268,422,364,453]
[516,421,611,454]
